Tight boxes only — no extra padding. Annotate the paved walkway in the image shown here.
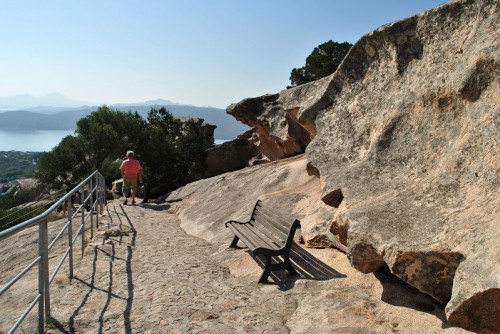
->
[45,200,461,334]
[48,202,301,333]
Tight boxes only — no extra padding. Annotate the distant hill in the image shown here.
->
[0,104,249,140]
[0,93,89,109]
[111,99,176,107]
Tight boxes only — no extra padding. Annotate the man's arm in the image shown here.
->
[119,161,126,178]
[138,167,143,184]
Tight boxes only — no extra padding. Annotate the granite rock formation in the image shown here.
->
[227,93,313,162]
[203,130,260,178]
[216,0,499,331]
[168,154,337,249]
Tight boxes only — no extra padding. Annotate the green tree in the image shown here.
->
[35,106,209,203]
[76,105,146,172]
[139,108,177,200]
[289,40,353,87]
[35,106,145,189]
[139,107,207,201]
[174,119,207,181]
[35,135,88,189]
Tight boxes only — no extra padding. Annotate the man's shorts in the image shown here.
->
[123,176,138,195]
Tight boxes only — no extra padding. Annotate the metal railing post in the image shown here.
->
[89,178,94,235]
[100,175,105,215]
[67,199,74,280]
[39,218,50,330]
[95,174,99,231]
[80,189,85,258]
[38,225,45,332]
[104,175,108,208]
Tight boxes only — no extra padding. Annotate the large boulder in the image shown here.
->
[221,0,499,331]
[296,0,498,331]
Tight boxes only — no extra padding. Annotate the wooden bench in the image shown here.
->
[225,200,301,283]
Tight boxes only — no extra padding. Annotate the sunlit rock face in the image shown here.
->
[224,0,499,331]
[303,1,499,332]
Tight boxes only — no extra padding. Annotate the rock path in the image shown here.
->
[45,200,469,334]
[49,202,298,333]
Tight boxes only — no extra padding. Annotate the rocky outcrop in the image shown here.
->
[203,130,260,178]
[227,94,314,162]
[217,0,499,331]
[167,155,337,249]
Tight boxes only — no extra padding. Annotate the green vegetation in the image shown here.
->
[289,40,353,87]
[0,186,47,230]
[35,106,207,201]
[0,153,48,229]
[0,205,46,231]
[0,151,43,182]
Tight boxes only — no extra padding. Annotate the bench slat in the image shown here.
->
[227,222,279,251]
[238,224,278,250]
[254,211,289,237]
[251,219,286,248]
[255,205,291,225]
[253,215,287,243]
[255,206,291,229]
[227,223,259,249]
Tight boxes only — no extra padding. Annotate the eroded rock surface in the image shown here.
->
[222,0,498,331]
[167,155,337,249]
[227,94,314,161]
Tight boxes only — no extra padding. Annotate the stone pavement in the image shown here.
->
[46,200,467,334]
[48,201,301,333]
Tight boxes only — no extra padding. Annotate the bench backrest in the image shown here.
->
[250,200,301,248]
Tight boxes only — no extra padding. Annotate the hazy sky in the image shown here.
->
[0,0,447,109]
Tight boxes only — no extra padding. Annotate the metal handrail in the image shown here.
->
[0,171,107,333]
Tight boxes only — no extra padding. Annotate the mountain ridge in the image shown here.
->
[0,103,248,140]
[0,93,90,110]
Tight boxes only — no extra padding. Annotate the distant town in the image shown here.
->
[0,151,42,183]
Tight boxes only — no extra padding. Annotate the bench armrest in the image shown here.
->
[224,200,261,228]
[224,220,247,228]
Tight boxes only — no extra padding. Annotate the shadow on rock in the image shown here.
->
[252,243,346,291]
[373,265,453,325]
[140,203,171,211]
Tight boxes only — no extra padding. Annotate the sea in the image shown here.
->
[0,129,228,152]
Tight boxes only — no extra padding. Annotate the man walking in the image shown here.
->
[120,150,143,205]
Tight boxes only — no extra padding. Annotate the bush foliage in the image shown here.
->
[289,40,353,87]
[35,106,207,201]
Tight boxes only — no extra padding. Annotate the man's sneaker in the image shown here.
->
[132,200,136,205]
[123,199,128,205]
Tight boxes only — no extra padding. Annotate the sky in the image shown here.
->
[0,0,448,109]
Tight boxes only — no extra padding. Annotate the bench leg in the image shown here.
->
[258,255,272,284]
[284,255,299,277]
[229,235,239,248]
